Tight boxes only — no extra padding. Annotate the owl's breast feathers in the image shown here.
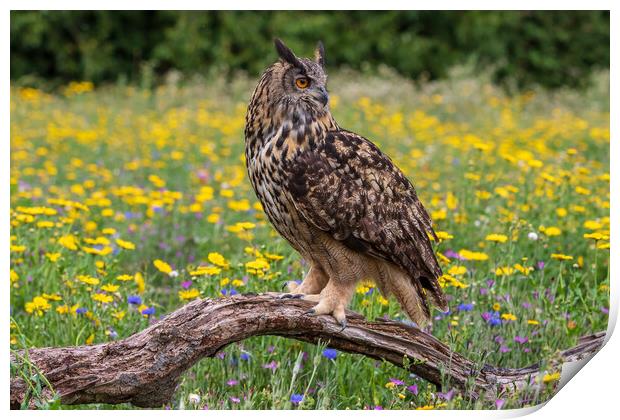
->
[284,130,447,311]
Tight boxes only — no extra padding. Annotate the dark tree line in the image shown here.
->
[10,11,609,90]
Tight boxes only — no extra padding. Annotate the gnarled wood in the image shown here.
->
[10,294,605,408]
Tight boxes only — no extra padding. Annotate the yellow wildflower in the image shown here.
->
[190,266,222,276]
[485,234,508,243]
[116,238,136,250]
[245,259,270,275]
[153,259,173,274]
[448,265,467,276]
[264,252,284,261]
[551,253,573,261]
[112,310,126,321]
[135,272,145,294]
[92,293,113,303]
[101,284,119,293]
[583,232,605,241]
[179,289,201,300]
[45,252,61,262]
[25,296,51,316]
[77,274,99,285]
[434,231,453,241]
[495,266,514,276]
[58,234,79,250]
[583,220,603,230]
[208,252,230,268]
[544,226,562,236]
[458,249,489,261]
[542,372,561,383]
[501,313,517,321]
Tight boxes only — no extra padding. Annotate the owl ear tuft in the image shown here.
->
[315,41,325,68]
[274,38,302,69]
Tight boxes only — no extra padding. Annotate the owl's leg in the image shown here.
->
[306,279,356,329]
[287,264,329,294]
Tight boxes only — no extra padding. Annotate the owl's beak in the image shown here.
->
[316,87,329,107]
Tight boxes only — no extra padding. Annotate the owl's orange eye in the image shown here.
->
[295,77,310,89]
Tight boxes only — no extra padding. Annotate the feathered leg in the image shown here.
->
[287,264,328,294]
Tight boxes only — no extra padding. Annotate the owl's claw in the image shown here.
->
[278,293,304,300]
[304,308,316,315]
[338,319,347,332]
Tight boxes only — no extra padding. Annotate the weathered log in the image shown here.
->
[10,294,605,409]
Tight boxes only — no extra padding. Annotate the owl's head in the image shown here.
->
[269,39,329,113]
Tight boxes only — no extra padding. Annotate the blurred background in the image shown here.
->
[11,10,610,91]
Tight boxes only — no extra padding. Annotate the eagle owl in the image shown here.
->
[244,39,447,328]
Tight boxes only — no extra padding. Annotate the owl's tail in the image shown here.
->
[376,262,434,328]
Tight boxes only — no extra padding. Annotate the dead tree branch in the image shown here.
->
[10,294,605,408]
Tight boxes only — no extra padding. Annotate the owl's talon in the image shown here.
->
[304,308,316,315]
[338,319,347,331]
[278,293,304,300]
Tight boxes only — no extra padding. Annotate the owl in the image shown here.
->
[244,39,447,329]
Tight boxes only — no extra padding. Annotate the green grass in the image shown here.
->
[10,69,610,409]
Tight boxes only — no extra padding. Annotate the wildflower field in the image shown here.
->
[10,71,610,410]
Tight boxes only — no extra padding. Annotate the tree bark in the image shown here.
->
[10,294,605,409]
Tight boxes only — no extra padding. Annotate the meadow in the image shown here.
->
[9,69,610,409]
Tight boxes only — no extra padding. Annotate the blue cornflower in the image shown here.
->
[290,394,304,405]
[75,307,87,315]
[322,348,338,360]
[457,303,474,312]
[482,311,501,326]
[240,352,250,361]
[127,295,142,305]
[141,306,155,316]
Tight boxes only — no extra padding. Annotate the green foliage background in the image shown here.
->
[11,10,609,90]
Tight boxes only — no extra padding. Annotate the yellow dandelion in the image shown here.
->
[58,234,79,250]
[153,259,172,274]
[501,313,517,321]
[458,249,489,261]
[179,289,201,300]
[45,252,61,262]
[543,226,562,236]
[77,274,99,285]
[25,296,51,316]
[135,272,145,294]
[485,234,508,243]
[542,372,561,383]
[583,220,603,230]
[92,293,113,304]
[116,238,136,250]
[495,266,515,276]
[208,252,230,268]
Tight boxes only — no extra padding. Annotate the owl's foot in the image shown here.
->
[305,296,348,330]
[303,280,355,331]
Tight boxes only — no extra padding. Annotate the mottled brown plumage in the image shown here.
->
[244,39,447,328]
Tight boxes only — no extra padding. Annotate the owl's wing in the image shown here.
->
[287,130,447,311]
